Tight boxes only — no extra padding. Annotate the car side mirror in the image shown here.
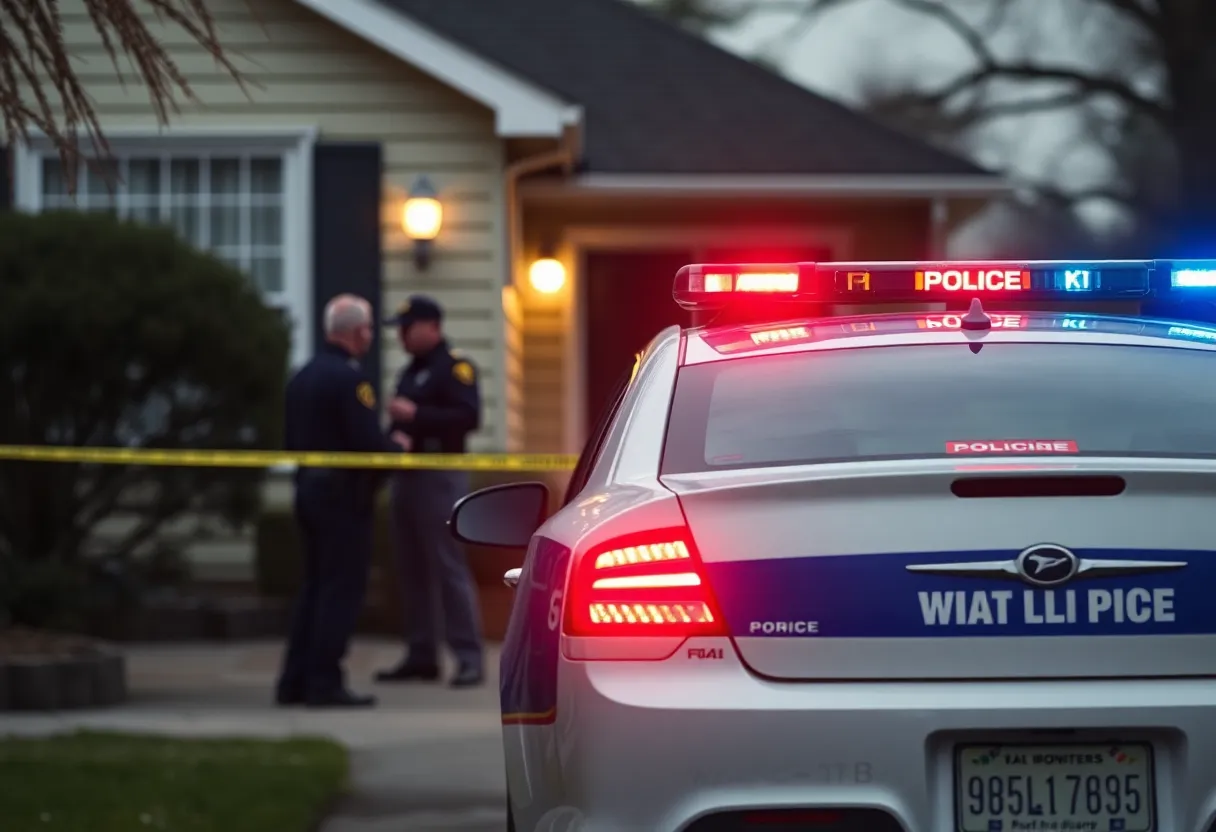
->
[449,482,550,549]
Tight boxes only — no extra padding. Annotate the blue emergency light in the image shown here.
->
[1170,262,1216,288]
[672,259,1216,310]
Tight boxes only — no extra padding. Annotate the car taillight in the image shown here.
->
[563,530,726,637]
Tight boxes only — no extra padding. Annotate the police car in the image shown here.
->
[449,259,1216,832]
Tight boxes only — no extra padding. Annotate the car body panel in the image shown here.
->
[664,457,1216,680]
[499,307,1216,831]
[503,325,681,824]
[554,644,1216,831]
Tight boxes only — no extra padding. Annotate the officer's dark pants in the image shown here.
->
[277,471,373,699]
[390,469,484,670]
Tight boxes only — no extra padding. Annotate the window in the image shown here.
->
[661,343,1216,474]
[42,155,287,297]
[15,131,315,368]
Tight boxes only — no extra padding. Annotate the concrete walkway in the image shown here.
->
[0,638,506,832]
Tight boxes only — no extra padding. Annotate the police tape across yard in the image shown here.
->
[0,445,578,472]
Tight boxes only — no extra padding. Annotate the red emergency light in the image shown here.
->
[674,264,807,310]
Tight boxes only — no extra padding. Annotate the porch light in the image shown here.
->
[529,257,566,294]
[403,176,443,270]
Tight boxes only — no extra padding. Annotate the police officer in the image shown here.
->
[275,294,408,708]
[374,295,486,688]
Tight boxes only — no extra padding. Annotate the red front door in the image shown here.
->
[583,250,693,437]
[581,245,836,440]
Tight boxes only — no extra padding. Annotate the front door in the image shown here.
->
[581,245,837,440]
[583,250,693,437]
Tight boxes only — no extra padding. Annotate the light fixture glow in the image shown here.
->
[403,197,442,241]
[529,257,566,294]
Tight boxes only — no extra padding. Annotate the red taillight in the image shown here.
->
[564,531,726,638]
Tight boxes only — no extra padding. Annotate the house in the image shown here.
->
[4,0,1005,448]
[2,0,1005,580]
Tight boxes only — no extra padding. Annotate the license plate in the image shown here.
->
[955,743,1154,832]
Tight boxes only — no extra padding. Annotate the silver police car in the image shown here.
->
[451,259,1216,832]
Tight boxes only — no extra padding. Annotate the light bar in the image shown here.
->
[673,259,1216,311]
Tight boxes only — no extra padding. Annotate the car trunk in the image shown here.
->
[662,458,1216,681]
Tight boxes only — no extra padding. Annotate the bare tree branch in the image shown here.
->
[1103,0,1161,34]
[871,86,1099,136]
[661,0,1171,125]
[941,63,1165,121]
[863,0,1169,124]
[754,2,820,64]
[0,0,253,192]
[641,0,1214,247]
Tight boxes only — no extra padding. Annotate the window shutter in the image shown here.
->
[312,142,384,398]
[0,145,11,210]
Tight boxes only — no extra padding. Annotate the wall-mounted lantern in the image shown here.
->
[529,256,566,294]
[402,175,443,271]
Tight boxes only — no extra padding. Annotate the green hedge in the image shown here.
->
[255,471,569,633]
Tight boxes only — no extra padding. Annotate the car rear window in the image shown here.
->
[660,342,1216,474]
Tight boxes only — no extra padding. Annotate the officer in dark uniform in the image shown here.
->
[276,294,408,708]
[374,295,486,688]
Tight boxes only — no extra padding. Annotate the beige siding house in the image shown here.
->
[4,0,1008,578]
[9,0,583,453]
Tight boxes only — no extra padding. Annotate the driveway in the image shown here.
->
[0,638,506,832]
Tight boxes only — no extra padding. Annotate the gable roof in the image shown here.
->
[295,0,579,135]
[373,0,991,178]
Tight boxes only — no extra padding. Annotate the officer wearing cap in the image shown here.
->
[276,294,409,708]
[375,295,486,688]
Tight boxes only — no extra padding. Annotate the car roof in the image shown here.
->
[680,309,1216,366]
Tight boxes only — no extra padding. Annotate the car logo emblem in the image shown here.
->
[1014,544,1078,587]
[906,546,1188,586]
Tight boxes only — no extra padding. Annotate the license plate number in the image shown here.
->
[955,743,1154,832]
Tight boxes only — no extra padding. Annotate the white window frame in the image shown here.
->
[13,126,318,370]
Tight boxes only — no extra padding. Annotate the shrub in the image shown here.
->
[0,210,291,629]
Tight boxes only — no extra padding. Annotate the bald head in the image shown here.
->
[323,294,374,357]
[324,294,372,336]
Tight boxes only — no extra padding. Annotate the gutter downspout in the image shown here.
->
[504,118,582,289]
[500,114,581,453]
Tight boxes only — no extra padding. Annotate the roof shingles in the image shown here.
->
[377,0,990,177]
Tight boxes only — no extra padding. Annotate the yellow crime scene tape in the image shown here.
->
[0,445,577,472]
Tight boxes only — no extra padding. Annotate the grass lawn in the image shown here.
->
[0,731,349,832]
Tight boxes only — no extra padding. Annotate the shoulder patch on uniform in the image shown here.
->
[356,382,376,409]
[452,360,475,385]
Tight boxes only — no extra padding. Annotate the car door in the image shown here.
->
[503,361,638,825]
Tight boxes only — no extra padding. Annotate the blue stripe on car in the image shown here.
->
[705,549,1208,638]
